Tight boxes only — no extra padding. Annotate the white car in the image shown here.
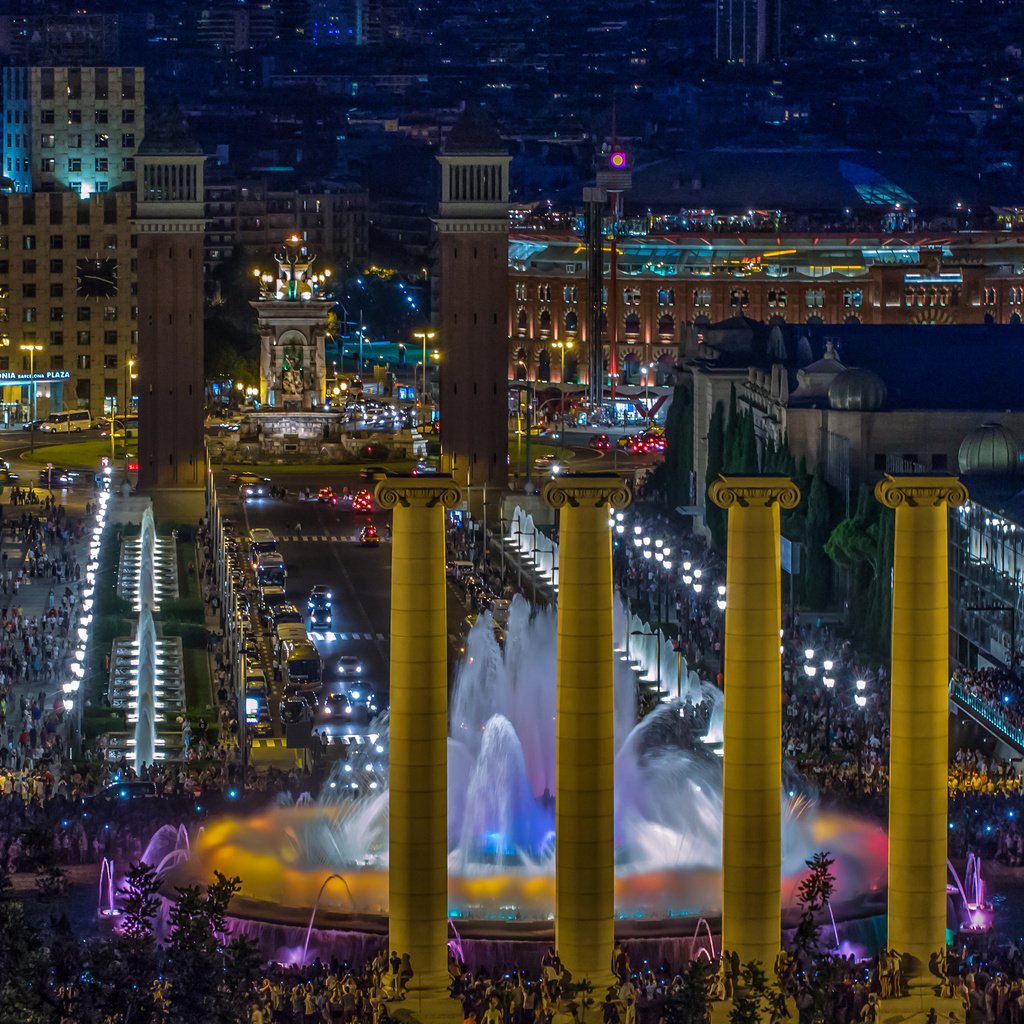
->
[337,655,364,678]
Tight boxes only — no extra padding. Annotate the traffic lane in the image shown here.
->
[240,491,392,702]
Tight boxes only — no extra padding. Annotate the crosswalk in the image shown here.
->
[277,534,390,544]
[309,630,386,643]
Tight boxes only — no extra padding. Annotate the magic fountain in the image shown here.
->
[160,595,890,965]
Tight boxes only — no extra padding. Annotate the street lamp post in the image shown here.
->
[554,340,574,438]
[20,343,43,452]
[412,330,436,413]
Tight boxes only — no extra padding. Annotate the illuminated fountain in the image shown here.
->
[106,507,186,769]
[161,596,886,963]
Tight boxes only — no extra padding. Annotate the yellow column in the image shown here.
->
[543,474,631,989]
[376,476,462,1012]
[876,475,968,981]
[708,475,800,970]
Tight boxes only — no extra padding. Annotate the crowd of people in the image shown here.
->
[953,667,1024,735]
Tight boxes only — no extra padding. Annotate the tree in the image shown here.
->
[704,400,727,551]
[825,484,882,640]
[790,852,836,960]
[661,383,694,510]
[0,899,54,1022]
[662,961,715,1024]
[119,861,162,943]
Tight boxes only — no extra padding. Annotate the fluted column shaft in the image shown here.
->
[709,475,800,970]
[876,474,968,976]
[376,476,462,997]
[543,475,631,987]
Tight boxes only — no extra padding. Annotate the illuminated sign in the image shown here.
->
[609,151,628,169]
[0,371,70,383]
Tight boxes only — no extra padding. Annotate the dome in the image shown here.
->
[828,367,888,411]
[958,422,1021,475]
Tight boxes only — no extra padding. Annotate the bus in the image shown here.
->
[274,621,308,659]
[282,638,322,690]
[255,552,286,588]
[40,409,91,433]
[248,528,278,565]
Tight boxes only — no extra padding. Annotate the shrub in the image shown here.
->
[159,597,205,624]
[161,621,208,648]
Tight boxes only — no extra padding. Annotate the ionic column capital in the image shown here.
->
[374,476,463,509]
[708,475,801,510]
[541,474,632,510]
[874,474,969,510]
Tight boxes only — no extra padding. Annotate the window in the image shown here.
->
[67,109,81,125]
[95,109,108,124]
[103,306,117,321]
[50,355,63,369]
[692,288,712,307]
[76,331,90,346]
[40,134,54,149]
[67,135,81,149]
[40,158,54,172]
[22,259,35,275]
[22,235,35,250]
[0,308,8,322]
[767,288,788,308]
[23,308,36,323]
[77,306,91,321]
[68,157,82,172]
[40,109,54,124]
[103,330,117,345]
[121,133,135,148]
[103,354,117,368]
[563,285,578,303]
[805,288,825,309]
[49,283,63,298]
[76,234,90,250]
[122,109,135,124]
[95,68,108,101]
[536,283,551,301]
[514,283,526,301]
[67,68,81,100]
[121,157,134,172]
[121,70,135,100]
[730,288,750,308]
[658,288,675,306]
[843,289,862,309]
[49,234,63,249]
[623,287,641,305]
[50,307,64,322]
[49,259,63,273]
[95,133,109,148]
[95,182,108,193]
[95,158,108,172]
[21,283,35,298]
[49,331,63,347]
[77,354,91,369]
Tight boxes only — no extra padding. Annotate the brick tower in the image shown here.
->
[133,111,206,502]
[435,107,510,491]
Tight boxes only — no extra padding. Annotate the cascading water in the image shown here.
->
[161,591,886,927]
[132,508,159,771]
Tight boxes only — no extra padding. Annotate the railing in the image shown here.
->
[949,679,1024,752]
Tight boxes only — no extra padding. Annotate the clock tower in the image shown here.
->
[436,106,511,491]
[133,110,206,504]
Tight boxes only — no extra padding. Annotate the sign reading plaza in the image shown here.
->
[0,371,70,383]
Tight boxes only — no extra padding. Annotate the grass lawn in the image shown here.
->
[22,438,131,468]
[183,646,212,716]
[176,541,198,600]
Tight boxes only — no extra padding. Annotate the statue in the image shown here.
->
[282,367,303,395]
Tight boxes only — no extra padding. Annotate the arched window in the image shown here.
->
[539,310,552,334]
[513,348,528,380]
[624,312,640,336]
[537,349,551,381]
[516,308,527,332]
[657,314,675,337]
[564,310,578,333]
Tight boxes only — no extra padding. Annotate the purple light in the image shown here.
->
[609,151,627,169]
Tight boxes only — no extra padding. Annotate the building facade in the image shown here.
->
[2,66,144,194]
[508,230,1024,388]
[0,189,138,420]
[204,177,368,268]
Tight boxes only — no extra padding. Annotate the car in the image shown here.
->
[308,585,333,609]
[589,434,612,451]
[352,489,374,513]
[83,781,158,805]
[310,605,332,628]
[532,455,565,475]
[318,486,338,505]
[336,655,364,678]
[239,481,267,500]
[348,687,379,717]
[360,523,381,546]
[253,712,274,737]
[360,466,388,482]
[411,462,438,475]
[272,603,304,628]
[616,434,637,449]
[229,472,271,485]
[320,690,355,719]
[38,466,76,488]
[244,669,269,696]
[21,418,45,431]
[280,698,310,725]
